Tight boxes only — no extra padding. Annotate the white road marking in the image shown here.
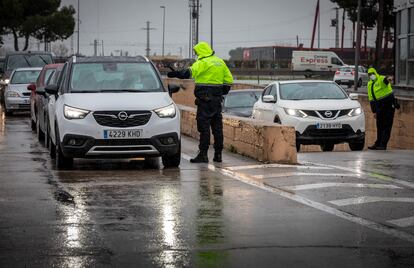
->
[329,196,414,207]
[283,183,401,191]
[254,172,360,179]
[388,216,414,228]
[226,163,332,171]
[181,153,414,243]
[303,161,414,189]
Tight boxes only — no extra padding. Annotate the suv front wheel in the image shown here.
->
[162,144,181,168]
[55,127,73,169]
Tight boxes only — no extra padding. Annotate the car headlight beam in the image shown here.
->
[154,103,176,118]
[284,108,307,118]
[64,105,90,119]
[348,107,362,117]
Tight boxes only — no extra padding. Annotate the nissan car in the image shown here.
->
[252,80,365,152]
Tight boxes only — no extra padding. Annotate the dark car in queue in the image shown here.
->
[222,89,263,117]
[29,64,64,144]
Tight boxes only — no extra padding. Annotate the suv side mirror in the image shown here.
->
[349,93,358,100]
[27,83,36,91]
[263,95,275,103]
[45,84,58,95]
[36,87,46,96]
[168,84,180,96]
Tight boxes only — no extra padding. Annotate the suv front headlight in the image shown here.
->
[348,107,362,117]
[64,105,90,119]
[154,103,176,118]
[284,108,308,118]
[6,91,20,97]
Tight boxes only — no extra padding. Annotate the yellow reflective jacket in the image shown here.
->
[190,42,233,85]
[367,67,393,102]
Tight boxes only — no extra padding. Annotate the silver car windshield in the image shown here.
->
[279,82,347,100]
[11,70,41,84]
[70,62,162,93]
[224,92,261,108]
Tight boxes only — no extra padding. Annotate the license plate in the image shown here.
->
[24,99,30,104]
[341,79,349,83]
[316,123,342,129]
[103,129,142,139]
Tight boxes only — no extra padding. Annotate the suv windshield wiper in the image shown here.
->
[23,56,32,67]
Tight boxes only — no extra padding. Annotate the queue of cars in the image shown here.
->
[1,51,366,166]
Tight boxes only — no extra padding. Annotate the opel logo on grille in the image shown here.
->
[118,111,128,121]
[324,111,333,117]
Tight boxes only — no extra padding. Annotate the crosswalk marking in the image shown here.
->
[303,161,414,189]
[329,196,414,206]
[283,183,401,191]
[254,172,360,179]
[226,163,332,171]
[388,216,414,228]
[181,153,414,244]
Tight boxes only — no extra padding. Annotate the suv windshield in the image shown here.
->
[280,82,347,100]
[225,91,261,108]
[11,70,41,84]
[6,54,53,71]
[70,62,162,93]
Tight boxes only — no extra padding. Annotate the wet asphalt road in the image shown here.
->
[1,109,414,268]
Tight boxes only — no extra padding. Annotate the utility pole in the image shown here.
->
[335,8,339,48]
[318,2,321,49]
[77,0,80,55]
[141,21,155,57]
[341,9,345,51]
[93,39,98,56]
[354,0,362,91]
[101,40,104,56]
[189,0,200,57]
[160,6,166,57]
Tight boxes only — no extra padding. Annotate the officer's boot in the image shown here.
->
[190,150,208,163]
[213,151,222,163]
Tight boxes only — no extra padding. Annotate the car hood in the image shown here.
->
[61,92,174,111]
[7,84,31,93]
[223,107,253,117]
[279,98,360,110]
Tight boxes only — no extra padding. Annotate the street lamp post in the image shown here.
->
[77,0,80,55]
[210,0,213,49]
[160,6,166,57]
[354,0,362,91]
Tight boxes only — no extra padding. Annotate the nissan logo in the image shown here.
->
[324,111,333,117]
[118,111,128,121]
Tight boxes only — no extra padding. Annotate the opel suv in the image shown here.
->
[252,80,365,152]
[46,56,181,169]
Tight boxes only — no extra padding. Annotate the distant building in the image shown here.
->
[394,0,413,88]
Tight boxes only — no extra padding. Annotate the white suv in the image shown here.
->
[252,80,365,152]
[45,56,181,169]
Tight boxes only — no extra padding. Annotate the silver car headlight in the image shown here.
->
[4,79,10,84]
[154,103,176,118]
[348,107,362,117]
[64,105,90,119]
[6,91,20,97]
[284,108,308,118]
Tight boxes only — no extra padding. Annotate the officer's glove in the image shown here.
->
[222,85,231,95]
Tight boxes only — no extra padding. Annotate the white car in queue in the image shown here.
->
[252,80,365,152]
[45,56,181,169]
[4,67,42,115]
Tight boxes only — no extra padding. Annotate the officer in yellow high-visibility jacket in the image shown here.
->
[367,67,399,150]
[168,42,233,163]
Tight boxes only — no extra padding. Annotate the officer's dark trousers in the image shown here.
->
[196,98,223,152]
[375,97,395,148]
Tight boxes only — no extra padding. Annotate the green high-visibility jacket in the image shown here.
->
[367,67,393,102]
[190,42,233,85]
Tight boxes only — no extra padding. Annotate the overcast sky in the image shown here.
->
[3,0,379,59]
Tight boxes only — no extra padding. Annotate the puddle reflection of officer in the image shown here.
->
[367,67,399,150]
[168,42,233,163]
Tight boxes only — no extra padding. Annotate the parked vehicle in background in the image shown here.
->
[29,64,64,144]
[3,67,42,115]
[252,80,365,152]
[291,51,345,75]
[222,89,263,118]
[46,56,181,169]
[334,65,368,88]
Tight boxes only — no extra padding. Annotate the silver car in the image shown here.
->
[4,67,42,115]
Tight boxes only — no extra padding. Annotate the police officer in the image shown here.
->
[367,67,399,150]
[168,42,233,163]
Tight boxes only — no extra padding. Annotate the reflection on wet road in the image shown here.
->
[1,110,414,267]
